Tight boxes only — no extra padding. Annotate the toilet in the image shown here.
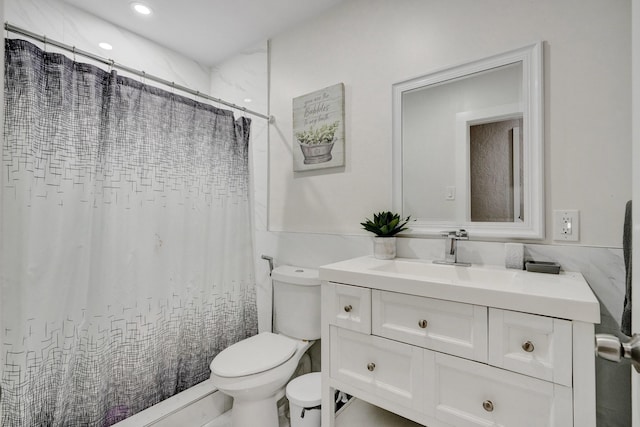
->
[210,265,321,427]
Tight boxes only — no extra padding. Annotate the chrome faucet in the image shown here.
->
[434,229,470,266]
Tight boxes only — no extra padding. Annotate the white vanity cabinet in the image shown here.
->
[430,352,573,427]
[326,282,371,334]
[320,257,600,427]
[488,309,573,386]
[372,290,488,362]
[330,326,425,412]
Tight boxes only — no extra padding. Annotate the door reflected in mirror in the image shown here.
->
[469,116,523,223]
[392,43,543,239]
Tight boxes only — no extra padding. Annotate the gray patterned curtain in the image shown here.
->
[1,39,257,426]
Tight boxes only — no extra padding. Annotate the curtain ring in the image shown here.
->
[43,35,47,52]
[141,70,146,85]
[72,46,76,62]
[109,59,114,73]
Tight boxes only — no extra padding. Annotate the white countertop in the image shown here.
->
[319,256,601,323]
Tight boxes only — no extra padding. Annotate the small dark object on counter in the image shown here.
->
[525,261,561,274]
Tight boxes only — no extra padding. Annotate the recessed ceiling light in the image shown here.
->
[131,2,152,15]
[243,98,252,103]
[98,42,113,51]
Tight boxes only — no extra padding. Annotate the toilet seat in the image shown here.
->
[210,332,298,378]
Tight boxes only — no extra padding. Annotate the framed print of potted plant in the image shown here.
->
[292,83,345,171]
[361,211,411,260]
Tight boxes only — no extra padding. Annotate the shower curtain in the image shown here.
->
[1,39,257,426]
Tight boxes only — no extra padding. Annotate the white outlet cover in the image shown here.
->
[553,210,580,241]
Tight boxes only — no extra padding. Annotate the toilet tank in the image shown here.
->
[271,265,321,340]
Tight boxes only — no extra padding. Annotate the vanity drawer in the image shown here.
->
[372,290,488,362]
[489,309,572,386]
[326,282,372,334]
[431,353,573,427]
[330,326,425,413]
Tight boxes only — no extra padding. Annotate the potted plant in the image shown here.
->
[361,211,411,259]
[295,121,340,164]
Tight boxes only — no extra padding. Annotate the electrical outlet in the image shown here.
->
[553,210,580,241]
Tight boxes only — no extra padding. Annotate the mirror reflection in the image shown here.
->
[469,116,523,222]
[392,43,543,238]
[402,63,523,222]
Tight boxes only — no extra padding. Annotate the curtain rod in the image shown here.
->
[4,22,273,122]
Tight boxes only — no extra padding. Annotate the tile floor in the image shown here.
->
[201,398,423,427]
[201,410,289,427]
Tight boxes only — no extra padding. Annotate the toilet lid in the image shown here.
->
[210,332,298,378]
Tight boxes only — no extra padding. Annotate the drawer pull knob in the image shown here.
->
[522,341,535,352]
[344,305,353,313]
[367,362,376,372]
[418,319,428,329]
[482,400,494,412]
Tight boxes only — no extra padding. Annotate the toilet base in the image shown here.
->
[210,335,315,427]
[231,395,280,427]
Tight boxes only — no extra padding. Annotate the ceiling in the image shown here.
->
[62,0,344,66]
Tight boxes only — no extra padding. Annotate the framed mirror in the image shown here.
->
[392,42,544,239]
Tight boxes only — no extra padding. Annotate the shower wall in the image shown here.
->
[5,0,210,93]
[210,43,271,334]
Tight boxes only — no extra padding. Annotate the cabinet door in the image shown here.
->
[326,282,372,334]
[489,309,572,386]
[330,326,426,413]
[372,290,487,362]
[430,353,573,427]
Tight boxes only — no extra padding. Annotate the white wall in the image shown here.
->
[268,0,631,248]
[260,3,631,422]
[5,0,210,93]
[224,0,633,343]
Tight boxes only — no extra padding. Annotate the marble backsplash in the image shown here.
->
[259,232,626,329]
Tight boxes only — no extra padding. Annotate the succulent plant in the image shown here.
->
[361,211,411,237]
[295,121,340,145]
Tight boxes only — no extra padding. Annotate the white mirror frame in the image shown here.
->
[392,42,544,239]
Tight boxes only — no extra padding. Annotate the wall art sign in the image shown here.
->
[292,83,345,171]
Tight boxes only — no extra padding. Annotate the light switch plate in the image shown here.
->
[445,186,456,200]
[553,210,579,241]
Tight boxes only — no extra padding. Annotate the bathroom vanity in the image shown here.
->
[319,256,600,427]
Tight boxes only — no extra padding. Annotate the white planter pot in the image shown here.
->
[373,237,396,260]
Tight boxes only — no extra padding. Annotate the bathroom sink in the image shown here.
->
[370,259,457,281]
[319,256,601,324]
[370,259,518,288]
